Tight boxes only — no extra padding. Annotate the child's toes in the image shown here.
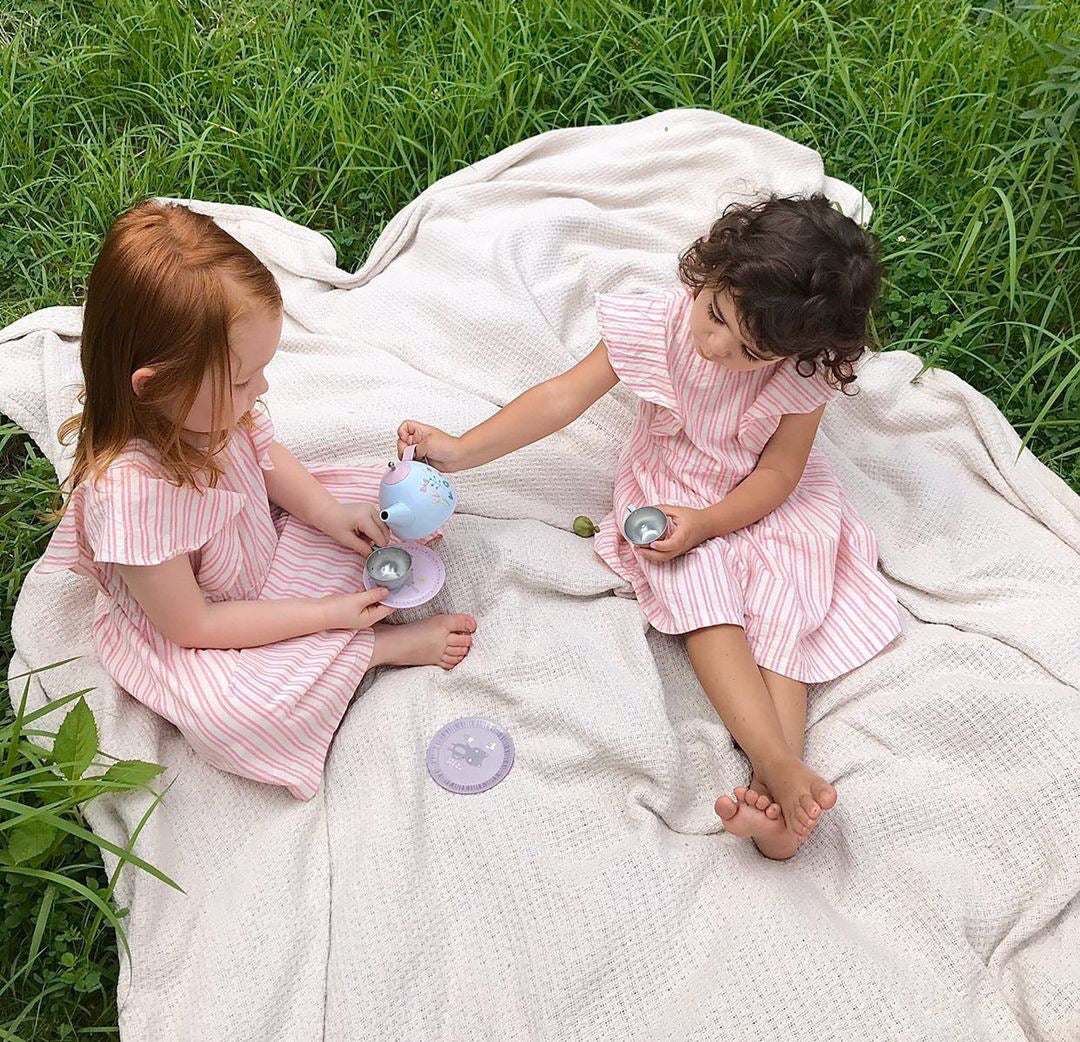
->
[799,793,821,819]
[811,778,837,810]
[765,801,782,820]
[715,794,739,821]
[447,632,472,650]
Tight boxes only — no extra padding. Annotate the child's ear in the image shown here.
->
[131,366,156,397]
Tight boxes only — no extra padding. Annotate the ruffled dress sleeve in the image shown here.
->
[595,291,680,409]
[37,461,244,589]
[737,358,840,456]
[595,289,689,439]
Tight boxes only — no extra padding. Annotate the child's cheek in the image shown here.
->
[181,395,213,433]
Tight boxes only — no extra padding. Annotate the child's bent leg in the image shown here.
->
[686,625,834,845]
[744,669,808,805]
[722,671,817,860]
[686,624,791,769]
[689,627,797,857]
[370,615,476,672]
[754,669,835,838]
[738,670,827,859]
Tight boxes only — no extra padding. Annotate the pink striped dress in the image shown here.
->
[38,413,382,799]
[593,289,900,683]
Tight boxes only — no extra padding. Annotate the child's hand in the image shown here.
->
[397,421,469,472]
[318,501,392,556]
[322,587,395,630]
[634,505,708,562]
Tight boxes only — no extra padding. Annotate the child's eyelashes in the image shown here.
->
[233,371,261,390]
[707,300,761,362]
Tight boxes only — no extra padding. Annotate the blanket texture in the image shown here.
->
[3,110,1079,1042]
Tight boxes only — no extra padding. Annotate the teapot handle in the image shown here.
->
[402,445,416,462]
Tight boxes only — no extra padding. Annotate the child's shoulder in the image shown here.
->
[594,287,692,409]
[757,358,842,421]
[243,408,276,471]
[73,436,232,516]
[67,441,173,505]
[87,414,273,495]
[595,285,689,323]
[771,350,873,404]
[45,440,246,576]
[104,439,172,479]
[594,286,691,356]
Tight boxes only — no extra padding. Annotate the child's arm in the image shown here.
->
[638,406,825,562]
[397,341,619,471]
[263,441,391,554]
[703,405,825,534]
[117,556,394,650]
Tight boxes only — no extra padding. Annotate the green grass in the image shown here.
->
[1,0,1077,1036]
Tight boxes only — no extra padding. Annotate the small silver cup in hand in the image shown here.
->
[623,505,670,546]
[364,545,413,591]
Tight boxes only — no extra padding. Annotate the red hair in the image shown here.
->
[58,201,281,495]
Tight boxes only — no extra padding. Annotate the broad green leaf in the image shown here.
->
[100,760,165,788]
[7,820,57,864]
[74,967,101,993]
[52,698,98,781]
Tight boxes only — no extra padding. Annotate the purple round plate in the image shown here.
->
[362,541,445,609]
[426,717,515,794]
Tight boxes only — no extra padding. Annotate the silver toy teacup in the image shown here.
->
[623,505,669,546]
[365,545,413,591]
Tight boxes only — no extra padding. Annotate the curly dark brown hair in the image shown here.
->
[677,194,882,391]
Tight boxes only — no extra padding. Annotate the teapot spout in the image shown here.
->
[380,502,415,535]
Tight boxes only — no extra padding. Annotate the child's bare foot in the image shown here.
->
[715,789,799,860]
[756,756,836,843]
[371,615,476,671]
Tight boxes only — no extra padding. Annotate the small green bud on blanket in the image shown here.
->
[573,515,600,537]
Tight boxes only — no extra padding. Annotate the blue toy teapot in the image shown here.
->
[378,445,457,541]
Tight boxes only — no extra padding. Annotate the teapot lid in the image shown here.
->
[383,445,416,485]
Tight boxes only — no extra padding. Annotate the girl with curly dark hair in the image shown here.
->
[397,194,900,860]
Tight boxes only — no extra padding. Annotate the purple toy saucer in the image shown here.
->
[362,541,445,609]
[426,717,515,794]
